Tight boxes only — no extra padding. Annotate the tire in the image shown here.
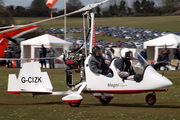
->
[99,99,111,105]
[146,93,156,105]
[68,102,81,107]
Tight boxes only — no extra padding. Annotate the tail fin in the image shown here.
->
[7,62,53,94]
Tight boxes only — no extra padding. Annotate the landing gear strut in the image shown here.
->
[145,92,156,105]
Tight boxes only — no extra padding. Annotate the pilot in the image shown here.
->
[115,48,143,82]
[89,46,112,77]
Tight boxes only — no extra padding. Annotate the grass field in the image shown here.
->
[14,16,180,32]
[0,66,180,120]
[0,16,180,119]
[14,16,180,42]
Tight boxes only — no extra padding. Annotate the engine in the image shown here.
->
[60,50,85,70]
[59,50,86,88]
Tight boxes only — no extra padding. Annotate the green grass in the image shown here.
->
[0,67,180,120]
[14,16,180,32]
[14,16,180,42]
[1,16,180,119]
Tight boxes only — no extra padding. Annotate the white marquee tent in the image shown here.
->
[21,34,72,68]
[143,34,180,61]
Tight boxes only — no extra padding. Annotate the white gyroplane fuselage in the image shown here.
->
[7,51,173,107]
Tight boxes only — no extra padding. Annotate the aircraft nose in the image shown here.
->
[160,76,173,88]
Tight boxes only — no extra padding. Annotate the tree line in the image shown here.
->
[0,0,180,27]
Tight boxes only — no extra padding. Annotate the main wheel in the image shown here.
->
[99,99,111,105]
[146,93,156,105]
[68,102,81,107]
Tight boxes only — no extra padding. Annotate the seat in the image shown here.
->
[171,59,178,67]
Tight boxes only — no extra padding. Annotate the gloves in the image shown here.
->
[102,70,109,75]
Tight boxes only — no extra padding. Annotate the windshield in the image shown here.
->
[131,52,149,74]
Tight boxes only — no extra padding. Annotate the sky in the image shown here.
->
[3,0,109,10]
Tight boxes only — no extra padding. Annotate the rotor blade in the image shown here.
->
[0,0,109,34]
[78,0,109,12]
[5,37,17,43]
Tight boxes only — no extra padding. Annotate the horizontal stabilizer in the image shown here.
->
[7,74,21,94]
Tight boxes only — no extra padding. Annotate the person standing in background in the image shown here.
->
[14,44,21,68]
[140,49,147,60]
[39,44,47,68]
[161,44,170,70]
[47,46,55,69]
[173,45,179,70]
[173,45,179,59]
[4,44,14,68]
[109,45,114,54]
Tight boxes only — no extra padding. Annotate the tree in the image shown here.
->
[29,0,50,17]
[0,0,4,12]
[66,0,84,17]
[0,0,15,27]
[66,0,83,12]
[5,5,15,14]
[133,0,155,14]
[133,0,141,13]
[161,0,180,7]
[95,5,101,15]
[13,6,26,17]
[119,0,126,15]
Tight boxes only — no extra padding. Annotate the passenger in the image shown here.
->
[89,46,112,77]
[115,48,143,82]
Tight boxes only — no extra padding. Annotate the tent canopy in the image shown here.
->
[144,34,180,48]
[21,33,72,58]
[21,34,72,47]
[20,34,72,68]
[143,34,180,61]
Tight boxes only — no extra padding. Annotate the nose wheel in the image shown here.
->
[99,98,112,105]
[145,92,156,105]
[69,102,81,107]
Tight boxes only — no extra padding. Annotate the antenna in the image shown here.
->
[162,71,164,76]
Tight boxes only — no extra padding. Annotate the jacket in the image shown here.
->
[161,48,170,57]
[4,47,14,58]
[115,58,135,78]
[39,47,47,58]
[14,47,21,58]
[89,55,109,75]
[173,48,179,59]
[47,49,55,57]
[140,51,147,60]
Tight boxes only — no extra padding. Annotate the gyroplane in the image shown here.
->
[6,0,173,107]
